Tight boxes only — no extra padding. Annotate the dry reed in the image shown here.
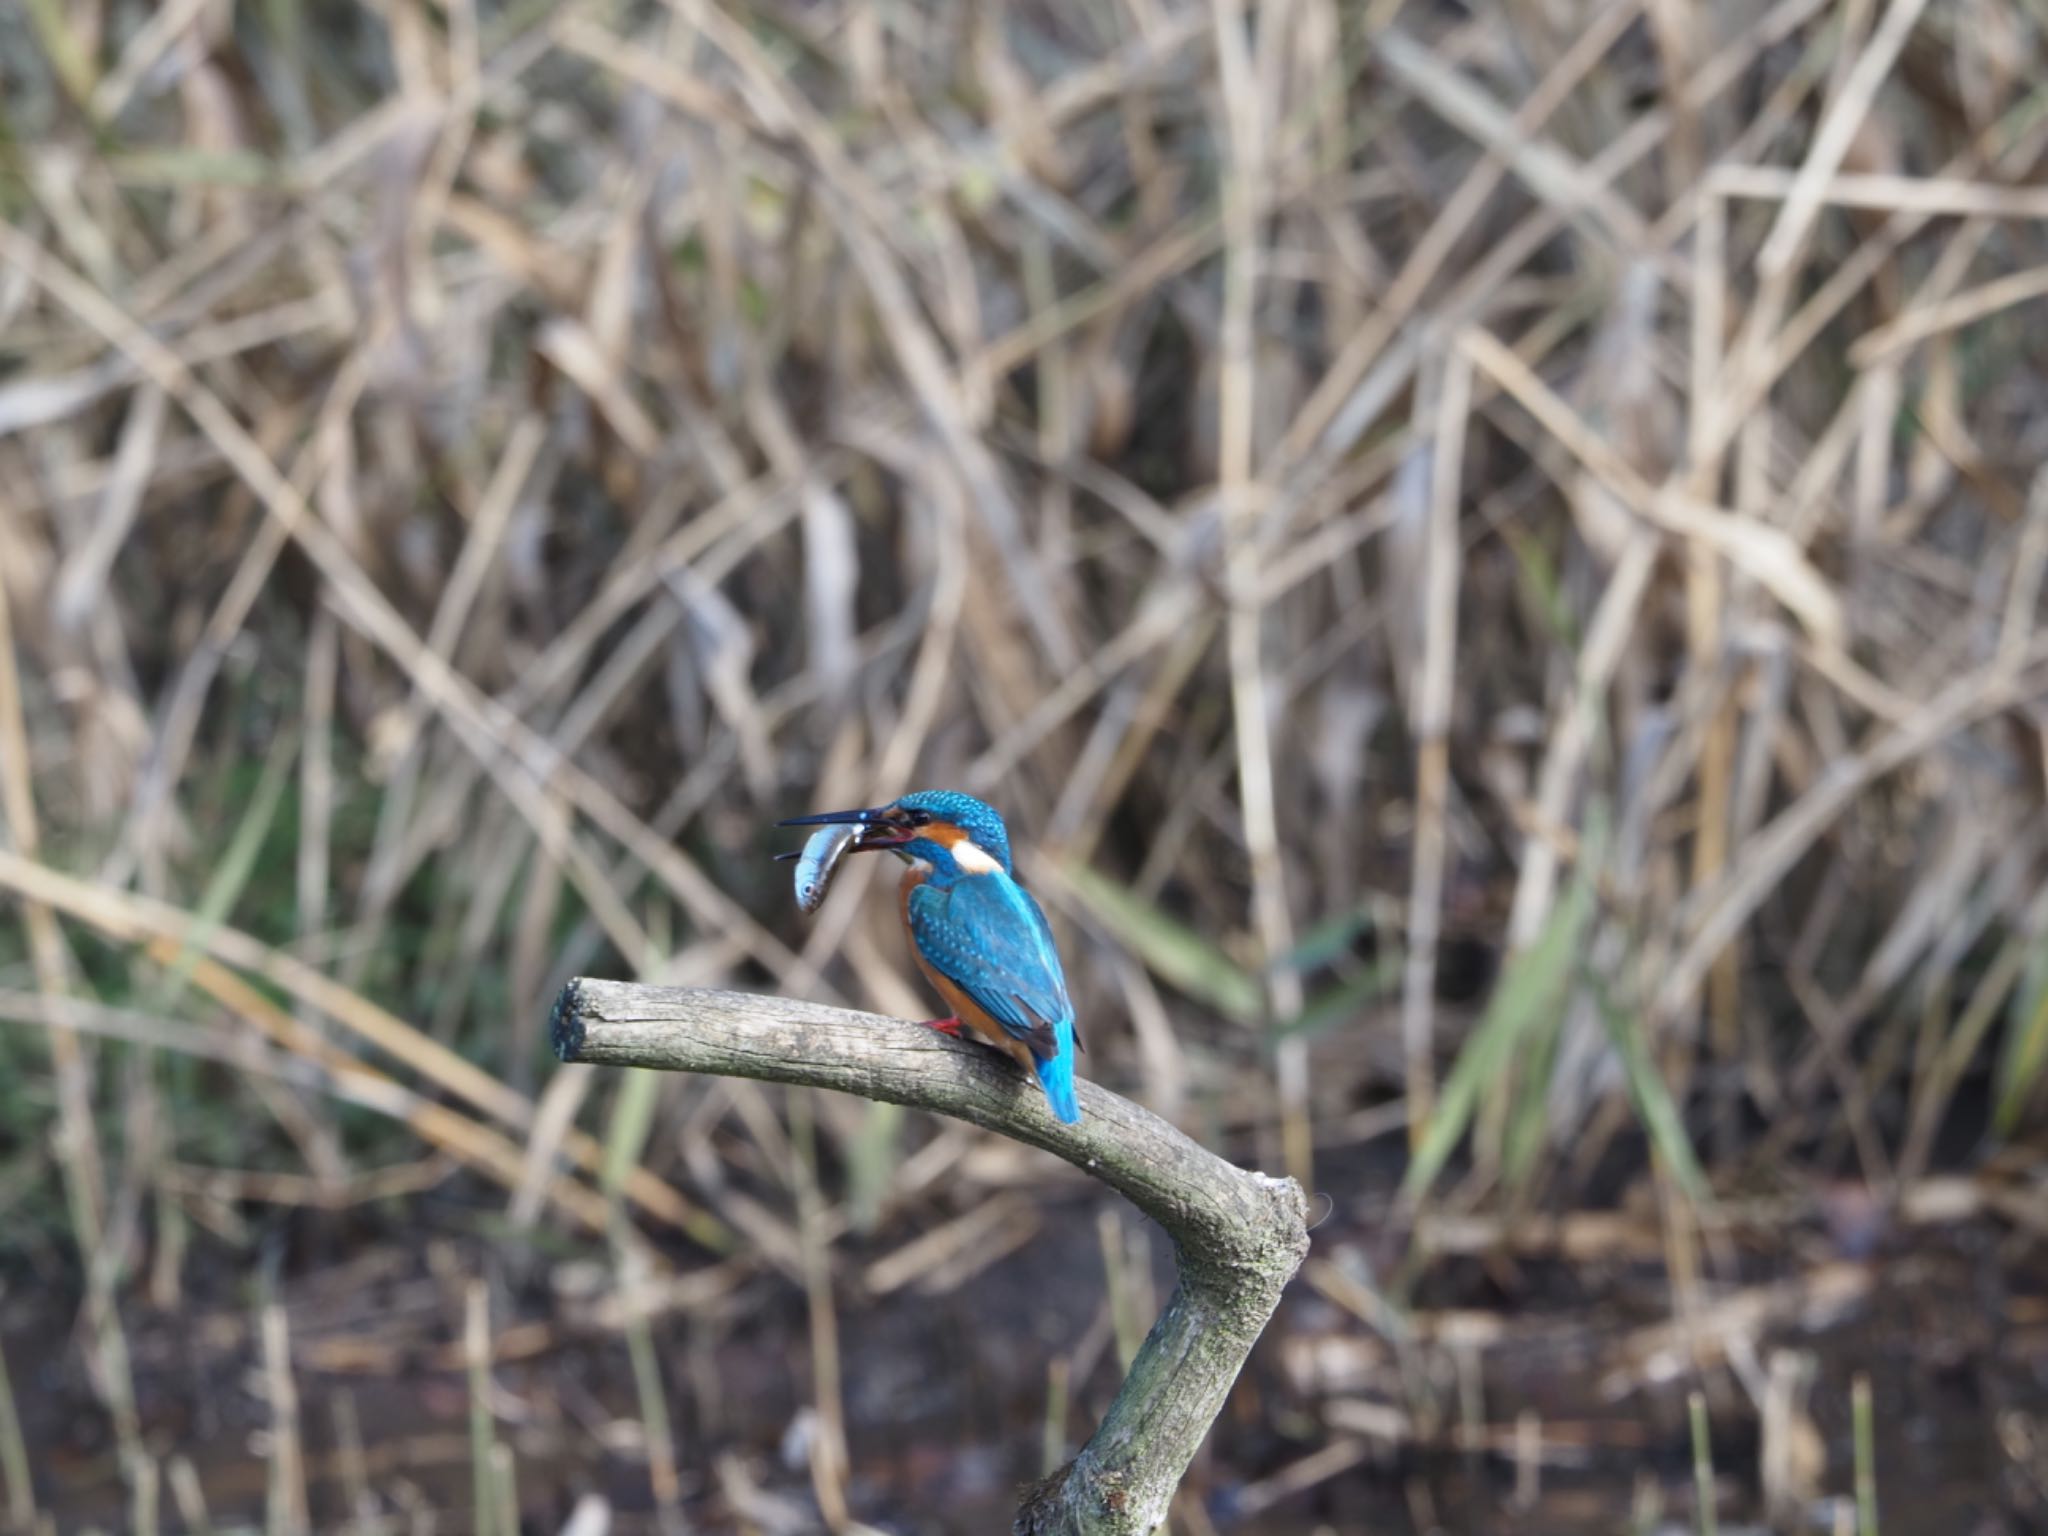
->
[1,0,2044,1527]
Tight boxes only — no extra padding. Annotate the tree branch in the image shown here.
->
[551,978,1309,1536]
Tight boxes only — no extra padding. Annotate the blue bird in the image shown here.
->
[779,790,1083,1124]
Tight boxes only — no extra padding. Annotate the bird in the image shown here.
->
[778,790,1083,1124]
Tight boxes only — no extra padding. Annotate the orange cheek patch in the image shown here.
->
[925,821,1000,874]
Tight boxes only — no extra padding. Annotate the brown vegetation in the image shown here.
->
[3,0,2048,1529]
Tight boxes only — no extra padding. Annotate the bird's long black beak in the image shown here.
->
[776,807,885,828]
[775,805,910,855]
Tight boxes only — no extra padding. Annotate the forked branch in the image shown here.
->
[550,978,1309,1536]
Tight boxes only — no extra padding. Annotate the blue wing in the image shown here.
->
[907,873,1073,1061]
[1017,886,1083,1053]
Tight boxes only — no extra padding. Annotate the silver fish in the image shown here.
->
[791,822,858,913]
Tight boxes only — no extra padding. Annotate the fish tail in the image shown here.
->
[1036,1028,1081,1125]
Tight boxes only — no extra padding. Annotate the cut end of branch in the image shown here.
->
[550,978,587,1063]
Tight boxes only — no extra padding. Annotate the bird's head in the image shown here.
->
[778,789,1013,879]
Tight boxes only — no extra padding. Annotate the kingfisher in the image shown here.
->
[778,790,1083,1124]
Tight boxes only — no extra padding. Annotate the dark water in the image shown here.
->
[14,1159,2048,1534]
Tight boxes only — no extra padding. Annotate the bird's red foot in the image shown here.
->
[922,1016,964,1036]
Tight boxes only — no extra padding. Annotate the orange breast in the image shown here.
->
[900,865,1036,1072]
[926,962,1036,1070]
[897,861,927,929]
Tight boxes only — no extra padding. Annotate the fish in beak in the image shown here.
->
[775,805,915,853]
[774,805,915,912]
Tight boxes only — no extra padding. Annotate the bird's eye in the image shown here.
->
[907,809,932,827]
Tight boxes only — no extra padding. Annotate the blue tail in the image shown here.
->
[1036,1033,1081,1125]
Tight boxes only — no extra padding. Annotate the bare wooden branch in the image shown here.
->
[551,978,1310,1536]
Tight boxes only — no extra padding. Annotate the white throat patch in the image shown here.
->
[951,839,1002,875]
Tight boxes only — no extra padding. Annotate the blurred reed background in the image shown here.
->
[3,0,2048,1531]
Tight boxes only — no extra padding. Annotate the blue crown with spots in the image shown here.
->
[896,789,1014,873]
